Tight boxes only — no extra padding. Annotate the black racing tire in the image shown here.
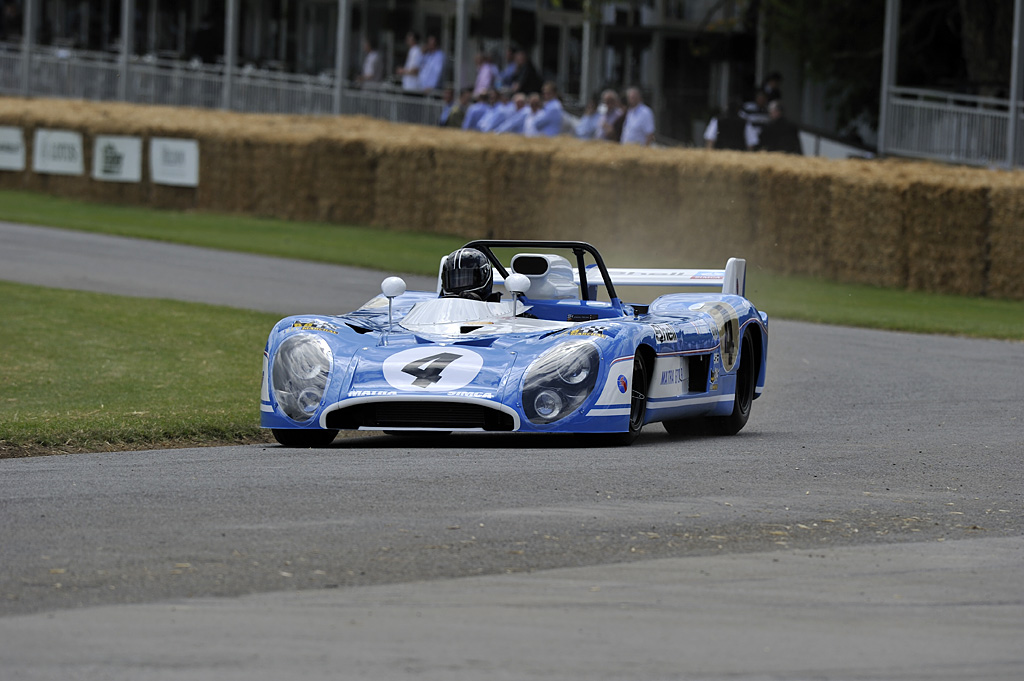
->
[663,330,757,437]
[272,428,339,448]
[607,351,650,446]
[704,329,757,436]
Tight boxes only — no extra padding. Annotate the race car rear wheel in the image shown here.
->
[272,428,339,448]
[707,329,756,435]
[665,330,756,437]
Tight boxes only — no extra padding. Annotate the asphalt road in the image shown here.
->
[1,222,1022,680]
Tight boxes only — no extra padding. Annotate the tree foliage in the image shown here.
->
[762,0,1015,128]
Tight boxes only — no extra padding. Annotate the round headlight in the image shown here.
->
[533,390,563,420]
[272,334,332,422]
[523,340,600,425]
[557,352,592,385]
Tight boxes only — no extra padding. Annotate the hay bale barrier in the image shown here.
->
[1,96,1022,300]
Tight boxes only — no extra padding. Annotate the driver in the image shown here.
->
[440,248,497,301]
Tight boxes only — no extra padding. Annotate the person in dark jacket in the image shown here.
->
[759,101,802,154]
[508,48,542,97]
[704,99,747,151]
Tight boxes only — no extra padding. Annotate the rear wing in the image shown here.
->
[576,258,747,298]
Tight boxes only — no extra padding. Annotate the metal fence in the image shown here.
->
[0,43,445,126]
[881,87,1024,167]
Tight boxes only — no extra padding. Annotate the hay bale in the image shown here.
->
[754,157,834,277]
[903,180,989,296]
[986,177,1024,300]
[828,171,908,288]
[4,97,1024,300]
[481,138,553,240]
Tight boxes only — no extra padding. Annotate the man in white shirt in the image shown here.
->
[356,38,383,86]
[396,31,423,92]
[620,87,655,146]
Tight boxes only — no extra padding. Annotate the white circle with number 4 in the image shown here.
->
[382,347,484,392]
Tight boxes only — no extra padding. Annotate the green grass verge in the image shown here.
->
[0,189,464,276]
[0,281,279,457]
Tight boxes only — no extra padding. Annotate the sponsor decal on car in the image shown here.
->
[652,324,677,343]
[290,320,339,334]
[660,368,686,385]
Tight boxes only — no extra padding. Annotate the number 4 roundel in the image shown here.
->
[382,347,485,392]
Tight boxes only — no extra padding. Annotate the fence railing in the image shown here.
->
[0,43,444,127]
[881,86,1024,167]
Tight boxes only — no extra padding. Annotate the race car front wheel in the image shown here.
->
[574,350,649,447]
[609,351,649,446]
[272,428,339,448]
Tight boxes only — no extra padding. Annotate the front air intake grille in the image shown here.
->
[326,401,515,431]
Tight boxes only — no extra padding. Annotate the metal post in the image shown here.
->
[333,0,351,114]
[877,0,900,157]
[1007,0,1024,167]
[222,0,238,109]
[119,0,135,101]
[20,0,35,96]
[455,0,467,91]
[581,13,592,104]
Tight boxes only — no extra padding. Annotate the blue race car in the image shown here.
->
[261,240,768,447]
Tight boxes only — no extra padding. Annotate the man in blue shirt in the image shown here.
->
[417,35,446,93]
[477,89,513,132]
[462,90,496,131]
[495,93,529,134]
[530,82,563,137]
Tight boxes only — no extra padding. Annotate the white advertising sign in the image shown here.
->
[92,136,142,183]
[33,129,84,175]
[0,126,26,171]
[150,137,199,187]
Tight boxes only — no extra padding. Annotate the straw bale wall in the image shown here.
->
[1,97,1023,300]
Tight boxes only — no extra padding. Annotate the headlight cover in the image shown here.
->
[523,340,600,424]
[271,334,333,422]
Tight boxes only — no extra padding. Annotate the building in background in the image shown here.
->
[1,1,777,144]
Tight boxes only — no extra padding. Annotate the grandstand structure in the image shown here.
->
[0,1,757,142]
[3,0,1022,165]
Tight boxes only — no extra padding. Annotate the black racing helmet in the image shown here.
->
[441,248,493,300]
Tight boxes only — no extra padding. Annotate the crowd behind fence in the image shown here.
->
[5,43,1023,167]
[0,43,444,126]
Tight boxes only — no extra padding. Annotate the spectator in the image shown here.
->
[478,89,516,132]
[497,45,518,88]
[472,51,500,97]
[597,89,625,142]
[522,93,544,137]
[495,93,530,134]
[703,99,747,151]
[508,48,543,96]
[463,89,496,131]
[417,35,446,93]
[437,87,456,126]
[759,100,803,154]
[741,89,771,150]
[575,94,602,139]
[531,81,563,137]
[356,38,383,86]
[620,87,655,146]
[762,71,783,103]
[396,31,423,92]
[445,88,473,128]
